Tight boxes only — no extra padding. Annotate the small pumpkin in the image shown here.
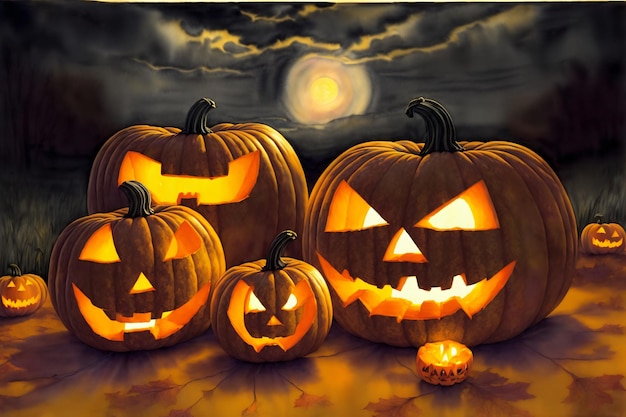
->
[48,181,225,351]
[416,340,473,386]
[210,230,332,363]
[302,97,578,347]
[580,213,626,254]
[0,264,48,317]
[87,98,308,267]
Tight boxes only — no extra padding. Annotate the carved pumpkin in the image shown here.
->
[48,181,225,351]
[416,340,473,386]
[302,97,577,347]
[211,230,332,362]
[0,264,48,317]
[87,98,308,267]
[580,214,626,254]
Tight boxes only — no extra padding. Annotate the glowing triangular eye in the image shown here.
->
[416,181,499,231]
[79,224,121,263]
[163,221,202,261]
[612,231,620,238]
[7,281,15,288]
[596,226,606,234]
[25,280,33,286]
[325,180,388,232]
[282,293,298,311]
[246,290,266,313]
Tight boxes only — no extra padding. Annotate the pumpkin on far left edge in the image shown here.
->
[0,264,48,317]
[48,180,226,352]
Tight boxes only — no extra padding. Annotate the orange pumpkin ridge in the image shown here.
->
[302,97,577,348]
[211,230,332,363]
[87,98,308,268]
[49,181,225,352]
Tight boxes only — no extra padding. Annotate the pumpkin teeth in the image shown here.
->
[2,295,40,309]
[391,275,476,304]
[592,237,623,248]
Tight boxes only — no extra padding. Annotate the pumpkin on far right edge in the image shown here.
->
[580,213,626,255]
[302,97,578,348]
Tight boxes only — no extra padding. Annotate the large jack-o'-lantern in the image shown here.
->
[87,98,308,267]
[302,97,577,347]
[580,213,626,254]
[49,181,225,351]
[0,264,48,317]
[211,231,332,362]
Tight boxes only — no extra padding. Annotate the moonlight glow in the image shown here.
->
[282,55,372,125]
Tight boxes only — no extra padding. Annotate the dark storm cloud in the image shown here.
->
[1,0,622,147]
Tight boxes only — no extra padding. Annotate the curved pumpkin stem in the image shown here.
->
[262,230,297,271]
[594,213,604,224]
[120,181,155,218]
[405,97,464,155]
[7,263,22,277]
[183,98,217,134]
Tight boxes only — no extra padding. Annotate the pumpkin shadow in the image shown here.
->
[474,314,614,371]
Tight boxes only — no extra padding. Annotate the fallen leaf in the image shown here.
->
[294,392,332,408]
[465,370,535,417]
[164,408,194,417]
[364,395,421,417]
[594,324,624,334]
[106,376,182,410]
[563,374,625,412]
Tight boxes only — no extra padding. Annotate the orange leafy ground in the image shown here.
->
[1,253,625,417]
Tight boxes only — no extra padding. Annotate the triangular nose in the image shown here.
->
[18,284,26,292]
[383,228,427,263]
[129,272,156,294]
[267,315,282,326]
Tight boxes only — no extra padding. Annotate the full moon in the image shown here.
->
[310,76,339,105]
[282,55,372,125]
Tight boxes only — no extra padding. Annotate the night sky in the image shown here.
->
[1,1,624,169]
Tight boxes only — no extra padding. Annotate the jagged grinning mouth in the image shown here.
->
[117,150,261,205]
[2,295,41,309]
[592,237,623,248]
[72,282,210,341]
[317,253,516,321]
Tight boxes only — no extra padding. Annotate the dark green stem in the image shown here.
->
[7,263,22,277]
[120,181,154,218]
[262,230,297,271]
[405,97,464,155]
[183,98,217,134]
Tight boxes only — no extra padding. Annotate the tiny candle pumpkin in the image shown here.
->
[0,264,48,317]
[416,340,473,386]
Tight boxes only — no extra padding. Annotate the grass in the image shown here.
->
[0,151,623,282]
[0,168,88,280]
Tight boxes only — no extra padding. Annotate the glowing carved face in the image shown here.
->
[590,225,624,249]
[317,180,516,321]
[1,277,42,310]
[227,279,317,352]
[74,220,210,341]
[118,150,260,205]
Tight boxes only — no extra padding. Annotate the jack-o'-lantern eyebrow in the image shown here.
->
[80,220,202,264]
[415,180,499,231]
[79,224,121,263]
[163,221,202,261]
[325,180,388,232]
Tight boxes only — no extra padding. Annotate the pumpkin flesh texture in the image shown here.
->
[49,205,225,351]
[303,140,577,347]
[88,123,308,267]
